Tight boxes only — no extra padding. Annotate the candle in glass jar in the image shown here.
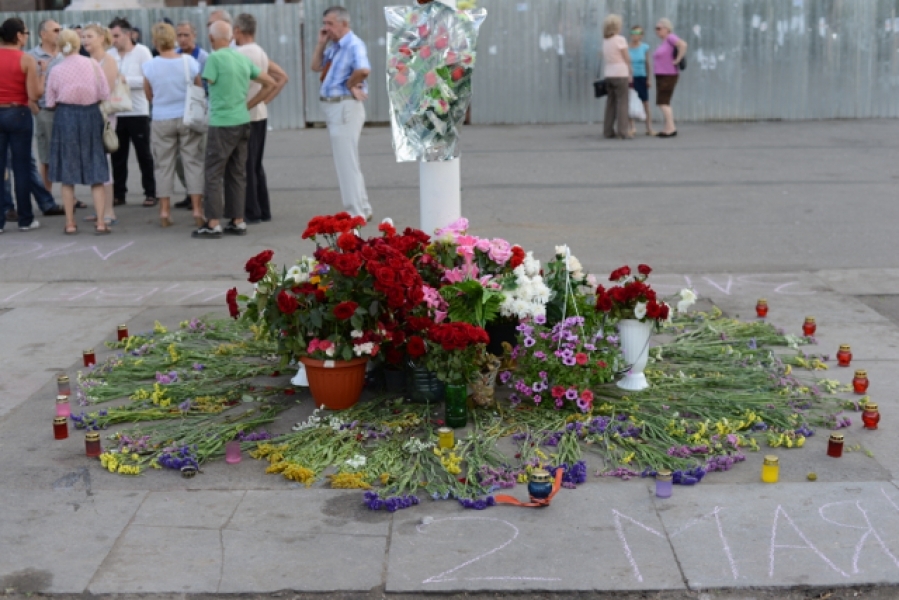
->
[57,374,71,397]
[836,344,852,367]
[53,416,68,440]
[827,433,844,458]
[437,427,454,449]
[761,455,779,483]
[83,348,96,367]
[802,317,816,336]
[225,441,242,464]
[862,403,880,430]
[755,299,768,318]
[117,324,129,341]
[852,369,869,394]
[655,470,673,498]
[85,431,102,457]
[55,395,70,418]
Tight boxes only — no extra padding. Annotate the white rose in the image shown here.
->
[677,288,697,313]
[634,301,648,320]
[586,274,598,288]
[555,245,570,257]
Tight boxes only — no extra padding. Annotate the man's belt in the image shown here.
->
[319,95,354,103]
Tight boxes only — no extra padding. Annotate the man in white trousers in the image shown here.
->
[310,6,372,221]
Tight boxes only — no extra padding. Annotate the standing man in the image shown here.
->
[108,17,156,208]
[310,6,372,221]
[192,21,274,239]
[173,20,209,211]
[234,13,288,224]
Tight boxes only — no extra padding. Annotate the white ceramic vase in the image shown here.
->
[616,318,653,391]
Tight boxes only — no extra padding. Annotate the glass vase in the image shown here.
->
[444,383,468,429]
[406,365,445,403]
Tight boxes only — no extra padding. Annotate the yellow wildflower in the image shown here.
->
[535,448,548,461]
[784,365,792,375]
[154,321,168,334]
[130,388,150,401]
[517,473,528,484]
[328,472,372,489]
[281,463,315,486]
[379,473,390,485]
[167,343,180,364]
[621,452,636,464]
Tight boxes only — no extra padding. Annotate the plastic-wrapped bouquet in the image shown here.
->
[385,1,487,161]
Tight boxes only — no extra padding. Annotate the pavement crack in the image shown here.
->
[380,511,395,589]
[217,490,245,592]
[652,499,690,591]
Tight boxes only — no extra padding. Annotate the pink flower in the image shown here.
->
[395,73,408,86]
[575,352,589,366]
[551,385,565,399]
[419,45,432,59]
[580,389,594,403]
[424,71,438,87]
[434,217,469,237]
[435,34,449,50]
[488,238,513,264]
[307,339,321,353]
[475,237,491,252]
[445,50,458,64]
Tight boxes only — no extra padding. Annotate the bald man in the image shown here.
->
[192,21,274,239]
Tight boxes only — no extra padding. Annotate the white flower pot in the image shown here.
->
[616,318,652,391]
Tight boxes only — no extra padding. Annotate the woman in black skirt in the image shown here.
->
[45,29,110,234]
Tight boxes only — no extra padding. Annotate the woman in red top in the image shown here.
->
[0,17,44,233]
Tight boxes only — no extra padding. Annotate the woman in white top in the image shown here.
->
[142,23,203,227]
[601,14,633,140]
[82,24,118,226]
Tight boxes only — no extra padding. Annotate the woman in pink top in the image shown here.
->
[652,18,688,137]
[601,14,632,140]
[0,18,44,233]
[45,29,110,235]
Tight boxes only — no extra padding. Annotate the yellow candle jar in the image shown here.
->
[761,455,779,483]
[437,427,454,449]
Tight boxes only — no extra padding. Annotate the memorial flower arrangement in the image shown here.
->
[418,321,490,384]
[595,264,672,324]
[385,1,487,161]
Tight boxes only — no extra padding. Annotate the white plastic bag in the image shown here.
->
[628,88,646,121]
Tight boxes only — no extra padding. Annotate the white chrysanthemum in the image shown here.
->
[634,301,647,320]
[523,252,541,277]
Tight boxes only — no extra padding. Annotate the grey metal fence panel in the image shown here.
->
[305,0,899,123]
[0,4,305,130]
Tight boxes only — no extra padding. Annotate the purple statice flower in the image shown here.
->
[544,431,562,447]
[178,399,192,412]
[588,416,609,434]
[155,370,179,385]
[794,425,815,437]
[459,496,496,510]
[752,422,769,432]
[157,444,199,470]
[599,467,639,481]
[363,492,420,512]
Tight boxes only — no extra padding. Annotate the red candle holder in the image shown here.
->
[827,433,844,458]
[85,431,102,457]
[836,345,852,367]
[852,370,869,395]
[53,417,68,440]
[117,325,129,341]
[802,317,816,337]
[862,403,880,430]
[83,348,96,368]
[756,299,768,318]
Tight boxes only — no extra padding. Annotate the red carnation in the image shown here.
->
[333,301,359,320]
[378,221,397,237]
[638,264,652,276]
[226,287,240,320]
[337,231,361,252]
[407,335,427,358]
[276,290,299,315]
[509,246,526,269]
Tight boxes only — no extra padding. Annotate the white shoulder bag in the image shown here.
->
[182,55,208,133]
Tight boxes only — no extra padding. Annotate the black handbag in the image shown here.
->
[672,41,686,71]
[593,79,607,98]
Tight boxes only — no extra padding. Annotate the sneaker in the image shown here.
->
[191,223,222,239]
[43,206,65,216]
[175,196,191,210]
[223,220,248,236]
[19,219,40,231]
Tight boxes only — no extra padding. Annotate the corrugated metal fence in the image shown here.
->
[306,0,899,123]
[5,1,899,126]
[0,3,305,130]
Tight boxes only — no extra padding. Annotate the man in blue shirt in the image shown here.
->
[311,6,372,221]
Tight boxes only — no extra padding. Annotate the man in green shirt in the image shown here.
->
[193,20,274,239]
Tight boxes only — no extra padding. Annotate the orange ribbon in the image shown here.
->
[494,469,564,508]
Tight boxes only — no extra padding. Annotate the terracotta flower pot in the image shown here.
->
[299,356,369,410]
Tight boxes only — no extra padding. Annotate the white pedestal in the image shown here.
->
[419,158,461,235]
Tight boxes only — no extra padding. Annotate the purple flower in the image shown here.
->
[533,395,542,404]
[533,351,546,360]
[523,336,536,348]
[539,371,547,379]
[178,399,192,412]
[193,363,205,371]
[562,356,576,367]
[499,371,512,384]
[534,314,546,324]
[565,388,578,400]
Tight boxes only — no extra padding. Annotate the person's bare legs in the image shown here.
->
[660,104,676,134]
[39,163,52,192]
[159,197,173,227]
[643,101,655,135]
[61,184,76,233]
[103,183,117,223]
[91,184,109,232]
[191,193,203,227]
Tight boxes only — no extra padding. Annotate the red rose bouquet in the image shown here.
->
[594,264,671,324]
[418,321,490,385]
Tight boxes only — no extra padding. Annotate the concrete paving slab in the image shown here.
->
[132,490,246,529]
[386,482,685,593]
[0,488,146,594]
[0,281,233,308]
[218,529,387,592]
[816,269,899,296]
[658,482,899,590]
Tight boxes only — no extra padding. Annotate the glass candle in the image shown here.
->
[57,374,71,397]
[527,469,553,501]
[852,370,869,394]
[437,427,454,449]
[444,384,468,429]
[802,317,816,336]
[827,433,844,458]
[55,395,71,418]
[225,440,242,464]
[83,348,96,368]
[836,344,852,367]
[85,431,102,457]
[755,299,768,318]
[655,470,673,498]
[862,403,880,430]
[761,455,779,483]
[53,416,68,440]
[117,325,129,341]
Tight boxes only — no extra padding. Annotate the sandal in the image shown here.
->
[94,226,112,235]
[64,224,78,235]
[142,196,159,207]
[83,214,98,222]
